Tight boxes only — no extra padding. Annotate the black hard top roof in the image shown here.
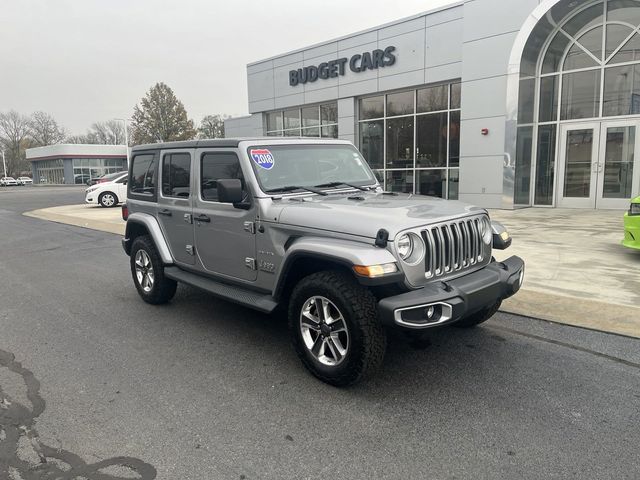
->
[130,137,347,152]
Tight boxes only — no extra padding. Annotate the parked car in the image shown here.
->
[74,174,91,185]
[0,176,18,186]
[121,139,524,386]
[17,177,33,186]
[85,172,127,207]
[86,171,126,186]
[623,196,640,250]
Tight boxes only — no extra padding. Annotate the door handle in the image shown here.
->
[194,214,210,223]
[158,209,172,216]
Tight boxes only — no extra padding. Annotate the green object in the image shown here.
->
[623,196,640,250]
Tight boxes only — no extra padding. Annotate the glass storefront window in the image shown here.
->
[358,82,460,197]
[607,0,640,24]
[451,83,461,109]
[448,168,459,200]
[603,126,635,198]
[449,111,460,168]
[539,75,559,122]
[320,103,337,124]
[416,112,447,168]
[610,33,640,64]
[265,103,338,137]
[515,126,533,205]
[359,96,384,120]
[386,91,414,117]
[416,169,446,197]
[301,106,319,127]
[267,112,283,132]
[535,125,557,205]
[385,170,414,193]
[560,69,601,120]
[603,64,640,117]
[417,85,448,113]
[386,116,414,169]
[359,121,384,169]
[542,32,572,74]
[518,78,535,124]
[283,109,300,129]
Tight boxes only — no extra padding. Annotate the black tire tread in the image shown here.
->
[130,235,177,305]
[288,270,386,386]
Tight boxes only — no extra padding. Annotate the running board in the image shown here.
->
[164,266,278,313]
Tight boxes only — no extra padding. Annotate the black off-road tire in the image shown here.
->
[288,270,386,387]
[130,235,177,305]
[454,300,501,328]
[99,191,118,208]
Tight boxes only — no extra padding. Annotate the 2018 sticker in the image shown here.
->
[250,149,275,170]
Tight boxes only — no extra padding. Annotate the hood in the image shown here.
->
[273,192,485,238]
[631,196,640,204]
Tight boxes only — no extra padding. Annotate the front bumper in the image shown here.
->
[378,255,524,329]
[85,192,97,204]
[623,212,640,250]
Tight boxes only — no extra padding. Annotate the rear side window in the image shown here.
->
[201,152,244,202]
[162,152,191,198]
[130,154,156,196]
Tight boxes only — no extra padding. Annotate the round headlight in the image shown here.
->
[481,217,492,245]
[396,233,425,264]
[397,234,413,260]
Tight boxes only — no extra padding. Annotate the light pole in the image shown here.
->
[114,118,130,168]
[1,149,7,178]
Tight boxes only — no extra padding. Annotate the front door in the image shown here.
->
[558,121,640,208]
[192,149,257,282]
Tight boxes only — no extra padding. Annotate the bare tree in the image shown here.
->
[90,120,126,145]
[0,111,32,177]
[198,114,227,139]
[28,112,66,147]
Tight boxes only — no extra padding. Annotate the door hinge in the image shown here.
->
[245,257,257,270]
[243,221,256,234]
[184,213,193,224]
[186,245,194,255]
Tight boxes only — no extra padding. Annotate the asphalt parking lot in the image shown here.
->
[1,187,639,479]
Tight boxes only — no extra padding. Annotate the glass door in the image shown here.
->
[557,123,600,208]
[596,121,640,209]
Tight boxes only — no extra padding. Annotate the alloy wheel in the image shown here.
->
[134,250,155,292]
[300,296,349,366]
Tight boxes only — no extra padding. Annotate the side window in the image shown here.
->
[115,175,127,184]
[162,152,191,198]
[130,154,156,195]
[201,152,244,202]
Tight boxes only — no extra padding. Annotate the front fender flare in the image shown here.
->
[274,237,400,298]
[124,212,173,264]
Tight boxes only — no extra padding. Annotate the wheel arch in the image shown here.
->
[123,213,173,264]
[273,237,401,303]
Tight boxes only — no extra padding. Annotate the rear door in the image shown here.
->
[157,149,195,266]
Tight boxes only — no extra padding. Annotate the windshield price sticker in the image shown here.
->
[250,149,275,170]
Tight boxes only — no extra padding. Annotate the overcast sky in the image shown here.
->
[0,0,455,135]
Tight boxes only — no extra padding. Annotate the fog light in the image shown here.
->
[426,306,435,319]
[518,269,524,287]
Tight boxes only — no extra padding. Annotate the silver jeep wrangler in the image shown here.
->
[122,138,524,386]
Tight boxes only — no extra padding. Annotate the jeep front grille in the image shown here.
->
[421,217,486,279]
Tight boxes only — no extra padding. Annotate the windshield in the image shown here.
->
[247,144,377,193]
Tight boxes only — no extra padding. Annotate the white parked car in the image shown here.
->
[0,176,18,186]
[17,177,33,186]
[85,172,128,207]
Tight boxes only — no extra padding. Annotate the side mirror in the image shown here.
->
[217,178,243,204]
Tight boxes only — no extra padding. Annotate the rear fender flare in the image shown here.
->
[125,212,173,264]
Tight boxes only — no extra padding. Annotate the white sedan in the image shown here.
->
[0,176,18,186]
[17,177,33,185]
[85,172,128,207]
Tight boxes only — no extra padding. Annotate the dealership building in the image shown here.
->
[225,0,640,209]
[26,144,128,185]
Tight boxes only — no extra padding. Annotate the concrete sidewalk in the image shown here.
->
[24,204,640,338]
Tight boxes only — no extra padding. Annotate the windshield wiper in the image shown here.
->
[264,185,328,196]
[314,181,372,191]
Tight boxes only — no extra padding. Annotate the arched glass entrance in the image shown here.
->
[516,0,640,208]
